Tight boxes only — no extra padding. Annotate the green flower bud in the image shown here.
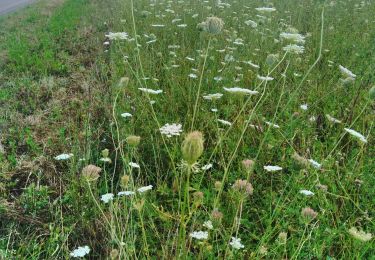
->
[181,131,204,165]
[126,135,141,147]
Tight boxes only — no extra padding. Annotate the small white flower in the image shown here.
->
[211,108,218,112]
[223,87,259,95]
[244,20,257,28]
[308,159,322,169]
[100,157,111,163]
[229,237,244,249]
[101,193,114,203]
[160,123,183,137]
[300,190,315,196]
[129,162,140,168]
[257,75,274,81]
[201,164,213,171]
[177,24,187,28]
[106,32,128,40]
[203,220,213,229]
[326,114,342,124]
[349,227,373,242]
[203,93,223,100]
[264,165,283,172]
[70,245,90,258]
[189,231,208,240]
[54,153,73,161]
[339,65,356,79]
[283,44,305,54]
[265,121,280,129]
[300,104,308,111]
[138,88,163,94]
[151,24,165,27]
[118,191,135,196]
[121,112,132,118]
[217,119,232,126]
[344,128,368,143]
[255,7,276,13]
[137,185,153,193]
[189,73,198,79]
[280,32,305,44]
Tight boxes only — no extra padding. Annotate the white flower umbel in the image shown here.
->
[344,128,368,143]
[229,237,245,249]
[349,227,373,242]
[129,162,140,168]
[280,32,305,44]
[223,87,259,95]
[137,185,153,193]
[300,104,308,111]
[106,32,128,40]
[217,119,232,126]
[201,164,213,171]
[326,114,342,124]
[189,231,208,240]
[308,159,322,169]
[70,245,90,258]
[283,44,305,54]
[100,193,114,203]
[121,112,132,118]
[255,7,276,13]
[160,123,183,137]
[339,65,356,79]
[138,88,163,94]
[244,20,257,28]
[300,190,314,196]
[265,121,280,129]
[203,93,223,100]
[203,220,213,229]
[264,165,283,172]
[118,191,136,196]
[54,153,73,161]
[257,75,274,81]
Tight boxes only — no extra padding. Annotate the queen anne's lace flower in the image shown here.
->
[203,93,223,100]
[300,190,314,196]
[223,87,258,95]
[101,193,114,203]
[138,88,163,94]
[190,231,209,240]
[257,75,274,81]
[121,113,132,118]
[54,153,73,160]
[129,162,140,168]
[203,220,213,229]
[344,128,367,143]
[106,32,128,40]
[255,7,276,13]
[118,191,135,196]
[70,245,90,258]
[217,119,232,126]
[349,227,373,242]
[160,123,183,137]
[264,165,283,172]
[283,44,304,54]
[339,65,356,79]
[137,185,153,193]
[280,32,305,44]
[229,237,244,249]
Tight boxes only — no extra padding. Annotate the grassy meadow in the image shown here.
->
[0,0,374,258]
